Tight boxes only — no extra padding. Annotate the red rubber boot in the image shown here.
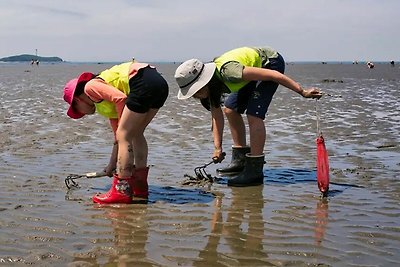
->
[92,174,132,204]
[132,167,149,199]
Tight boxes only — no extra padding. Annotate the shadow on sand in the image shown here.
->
[215,167,365,198]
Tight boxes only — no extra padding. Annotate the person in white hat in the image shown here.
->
[174,46,322,186]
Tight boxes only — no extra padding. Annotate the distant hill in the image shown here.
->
[0,54,63,62]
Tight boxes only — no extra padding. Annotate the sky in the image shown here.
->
[0,0,399,62]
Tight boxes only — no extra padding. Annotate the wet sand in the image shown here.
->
[0,62,399,266]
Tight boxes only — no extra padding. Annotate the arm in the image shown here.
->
[104,141,118,177]
[84,80,127,176]
[210,105,225,161]
[84,79,127,118]
[242,66,322,98]
[103,119,119,176]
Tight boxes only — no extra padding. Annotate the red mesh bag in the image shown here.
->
[316,135,329,195]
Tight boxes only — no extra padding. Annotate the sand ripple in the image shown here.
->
[0,63,399,266]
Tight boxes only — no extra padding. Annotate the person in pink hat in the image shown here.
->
[63,61,168,204]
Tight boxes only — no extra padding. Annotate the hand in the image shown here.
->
[212,150,226,163]
[302,87,323,99]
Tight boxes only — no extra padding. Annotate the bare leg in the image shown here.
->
[116,108,159,177]
[247,114,265,155]
[224,107,246,147]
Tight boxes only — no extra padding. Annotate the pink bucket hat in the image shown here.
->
[63,72,95,119]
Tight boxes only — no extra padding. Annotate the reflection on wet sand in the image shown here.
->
[71,204,151,266]
[102,205,150,266]
[314,198,329,245]
[194,186,268,266]
[0,63,399,266]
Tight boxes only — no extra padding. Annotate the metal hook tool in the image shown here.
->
[65,171,107,189]
[194,152,226,181]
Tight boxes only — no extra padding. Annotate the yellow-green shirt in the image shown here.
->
[214,46,278,92]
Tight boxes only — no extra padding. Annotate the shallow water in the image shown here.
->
[0,62,399,266]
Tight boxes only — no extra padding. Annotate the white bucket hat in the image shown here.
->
[174,59,216,100]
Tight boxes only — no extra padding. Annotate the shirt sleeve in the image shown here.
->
[219,61,245,83]
[84,79,126,119]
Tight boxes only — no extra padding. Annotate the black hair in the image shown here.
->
[74,73,97,96]
[200,74,229,111]
[74,82,85,96]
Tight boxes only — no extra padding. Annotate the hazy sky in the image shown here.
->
[0,0,398,62]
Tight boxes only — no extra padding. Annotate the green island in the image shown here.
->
[0,54,63,62]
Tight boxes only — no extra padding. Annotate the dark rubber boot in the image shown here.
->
[227,154,265,187]
[217,146,250,174]
[92,174,132,204]
[132,167,149,199]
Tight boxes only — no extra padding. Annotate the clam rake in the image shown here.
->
[65,171,107,189]
[194,152,226,181]
[194,160,215,181]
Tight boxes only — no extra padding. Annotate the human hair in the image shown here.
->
[200,73,229,110]
[74,82,85,96]
[74,73,98,97]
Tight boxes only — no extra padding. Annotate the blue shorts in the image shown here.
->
[126,66,169,113]
[224,53,285,120]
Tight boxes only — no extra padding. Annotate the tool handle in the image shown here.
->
[212,152,226,164]
[321,91,342,98]
[85,171,107,178]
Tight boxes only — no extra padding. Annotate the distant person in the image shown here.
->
[390,60,395,67]
[367,61,374,69]
[31,59,35,65]
[63,61,169,204]
[35,60,39,66]
[174,46,322,187]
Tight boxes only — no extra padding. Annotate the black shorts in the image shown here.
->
[126,66,169,113]
[224,53,285,120]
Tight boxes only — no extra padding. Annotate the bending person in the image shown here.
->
[174,46,321,186]
[63,61,168,203]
